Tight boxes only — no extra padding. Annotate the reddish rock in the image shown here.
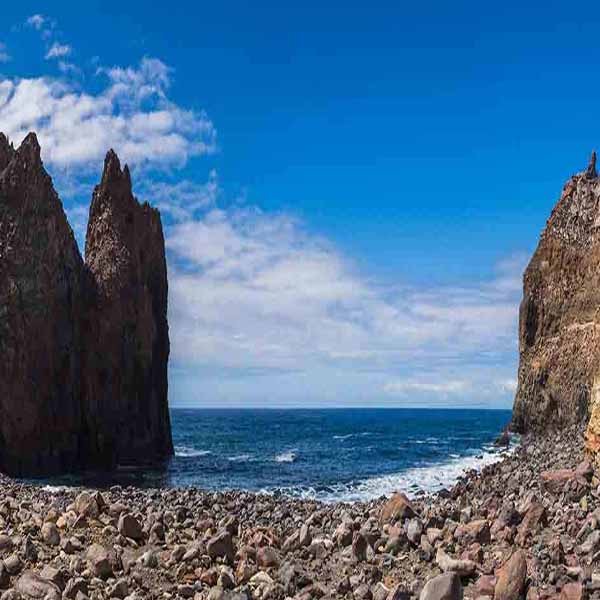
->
[560,582,583,600]
[494,550,528,600]
[380,493,417,524]
[516,502,546,545]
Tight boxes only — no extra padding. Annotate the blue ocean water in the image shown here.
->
[157,408,512,502]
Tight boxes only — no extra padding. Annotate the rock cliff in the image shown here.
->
[0,132,172,476]
[83,150,173,465]
[512,152,600,459]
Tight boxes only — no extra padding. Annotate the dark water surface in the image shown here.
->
[40,408,513,502]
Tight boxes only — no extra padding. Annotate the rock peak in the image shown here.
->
[17,132,42,164]
[0,130,172,476]
[586,150,597,179]
[0,133,15,172]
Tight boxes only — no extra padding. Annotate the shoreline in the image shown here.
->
[33,436,517,506]
[0,427,589,599]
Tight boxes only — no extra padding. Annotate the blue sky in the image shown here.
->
[1,1,597,408]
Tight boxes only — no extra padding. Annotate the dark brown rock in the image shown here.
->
[0,133,172,475]
[0,133,85,475]
[83,149,173,464]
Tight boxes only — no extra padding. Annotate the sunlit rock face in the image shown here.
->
[0,132,172,476]
[513,152,600,458]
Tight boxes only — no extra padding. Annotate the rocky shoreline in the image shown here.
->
[0,428,594,600]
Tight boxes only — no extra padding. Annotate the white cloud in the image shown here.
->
[0,57,216,171]
[383,380,472,396]
[0,43,10,63]
[45,43,71,60]
[165,201,523,385]
[26,14,46,30]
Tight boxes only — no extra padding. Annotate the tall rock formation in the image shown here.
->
[0,133,85,475]
[0,132,172,476]
[83,151,173,465]
[513,152,600,456]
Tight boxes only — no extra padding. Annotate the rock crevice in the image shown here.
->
[0,132,173,476]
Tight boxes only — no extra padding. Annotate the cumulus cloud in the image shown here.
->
[45,42,71,60]
[165,200,523,383]
[0,57,216,171]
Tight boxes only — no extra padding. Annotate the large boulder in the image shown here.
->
[494,550,527,600]
[380,492,417,524]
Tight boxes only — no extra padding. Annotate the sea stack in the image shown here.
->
[0,132,172,476]
[513,151,600,464]
[83,150,173,465]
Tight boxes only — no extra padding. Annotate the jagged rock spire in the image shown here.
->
[586,150,597,179]
[0,133,15,172]
[0,131,172,476]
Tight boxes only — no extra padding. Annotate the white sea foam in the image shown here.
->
[175,446,212,458]
[274,450,298,463]
[333,432,372,441]
[42,485,69,494]
[228,454,254,463]
[276,439,518,503]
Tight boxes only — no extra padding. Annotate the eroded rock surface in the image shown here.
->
[83,150,173,466]
[0,133,84,475]
[0,132,172,476]
[513,152,600,452]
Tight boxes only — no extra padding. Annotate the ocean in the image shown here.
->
[163,408,513,502]
[40,408,514,502]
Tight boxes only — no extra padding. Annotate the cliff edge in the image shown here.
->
[513,152,600,462]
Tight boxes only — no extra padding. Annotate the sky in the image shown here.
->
[1,1,598,408]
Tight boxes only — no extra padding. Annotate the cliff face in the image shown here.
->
[513,153,600,447]
[0,133,85,475]
[0,132,172,476]
[83,151,173,465]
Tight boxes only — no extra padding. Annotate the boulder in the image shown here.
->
[419,573,462,600]
[494,550,527,600]
[15,570,60,600]
[380,493,417,524]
